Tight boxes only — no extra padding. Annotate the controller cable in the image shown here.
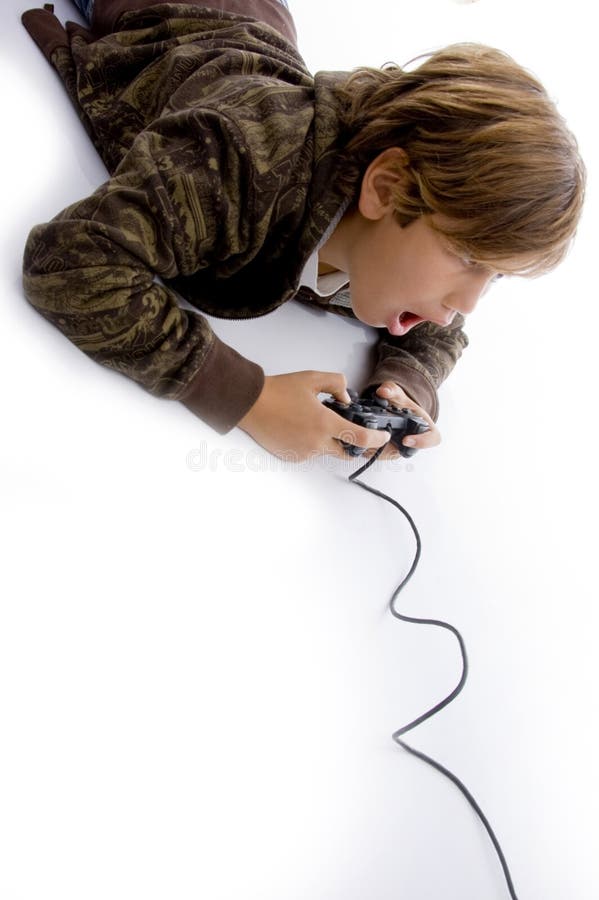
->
[348,439,520,900]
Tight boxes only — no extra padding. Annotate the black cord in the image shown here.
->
[348,443,520,900]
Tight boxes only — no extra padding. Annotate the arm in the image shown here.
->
[364,314,469,421]
[294,286,469,422]
[22,125,264,433]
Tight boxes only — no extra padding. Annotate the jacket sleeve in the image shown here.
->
[22,126,265,434]
[364,315,469,421]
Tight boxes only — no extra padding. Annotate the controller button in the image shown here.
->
[374,397,389,408]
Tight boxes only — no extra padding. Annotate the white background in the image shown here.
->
[1,1,597,898]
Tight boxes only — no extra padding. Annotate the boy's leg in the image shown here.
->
[89,1,297,48]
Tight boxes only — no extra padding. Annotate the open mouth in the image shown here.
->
[398,311,422,329]
[386,311,425,337]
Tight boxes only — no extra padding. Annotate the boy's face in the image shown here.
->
[340,210,500,336]
[319,148,502,336]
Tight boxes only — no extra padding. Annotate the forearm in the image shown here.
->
[23,218,264,431]
[22,130,264,431]
[365,315,469,421]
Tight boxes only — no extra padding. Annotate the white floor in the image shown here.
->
[1,1,597,898]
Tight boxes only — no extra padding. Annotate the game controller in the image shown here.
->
[323,389,430,457]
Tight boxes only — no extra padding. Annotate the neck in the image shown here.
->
[318,208,357,273]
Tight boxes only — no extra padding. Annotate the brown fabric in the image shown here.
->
[21,2,298,67]
[294,288,469,421]
[178,335,265,432]
[365,363,440,421]
[21,6,69,61]
[363,315,469,421]
[90,0,298,46]
[21,7,352,434]
[21,2,469,433]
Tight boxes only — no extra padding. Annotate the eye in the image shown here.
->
[461,257,487,273]
[461,257,504,283]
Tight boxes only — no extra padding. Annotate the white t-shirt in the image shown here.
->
[297,198,352,307]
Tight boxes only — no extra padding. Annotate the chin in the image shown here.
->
[349,305,378,327]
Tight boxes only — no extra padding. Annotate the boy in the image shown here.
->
[21,0,585,460]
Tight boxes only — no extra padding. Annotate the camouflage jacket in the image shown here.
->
[21,2,468,432]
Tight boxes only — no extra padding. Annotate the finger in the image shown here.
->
[376,381,407,398]
[336,424,391,451]
[369,384,439,451]
[308,370,350,403]
[376,381,425,412]
[376,382,437,431]
[326,440,356,460]
[363,442,402,460]
[327,439,387,461]
[402,426,441,451]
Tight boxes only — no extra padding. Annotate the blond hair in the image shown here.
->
[337,44,585,275]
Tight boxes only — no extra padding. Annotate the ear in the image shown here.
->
[358,147,410,221]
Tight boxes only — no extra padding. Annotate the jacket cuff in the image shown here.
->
[178,335,265,434]
[21,5,69,62]
[365,362,439,422]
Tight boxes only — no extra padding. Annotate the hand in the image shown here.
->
[238,370,391,461]
[367,381,441,459]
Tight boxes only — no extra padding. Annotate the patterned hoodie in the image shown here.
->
[21,2,468,431]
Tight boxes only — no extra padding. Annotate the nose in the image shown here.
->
[445,271,495,317]
[430,310,457,327]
